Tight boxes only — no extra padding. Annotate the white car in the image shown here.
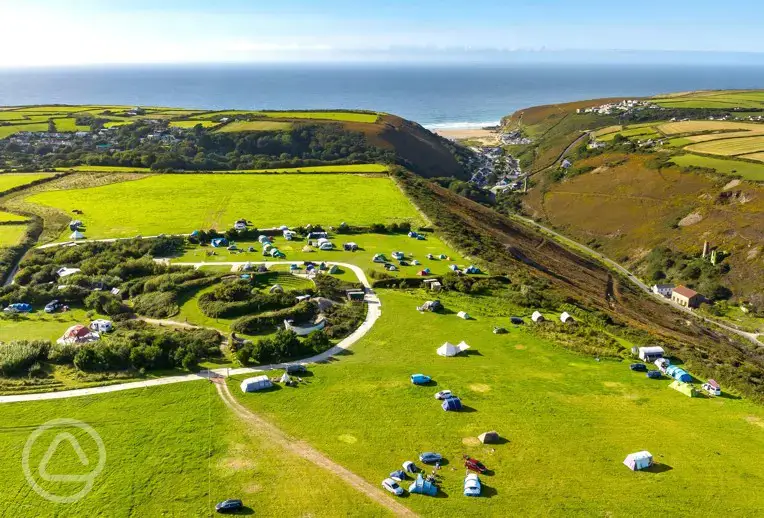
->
[382,478,404,496]
[434,390,453,400]
[702,382,721,396]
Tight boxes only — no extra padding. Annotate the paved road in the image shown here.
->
[215,379,416,517]
[512,214,762,344]
[0,261,381,404]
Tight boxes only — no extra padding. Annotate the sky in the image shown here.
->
[2,0,764,67]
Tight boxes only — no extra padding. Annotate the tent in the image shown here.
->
[240,375,273,393]
[258,235,271,244]
[457,311,471,320]
[426,254,434,260]
[411,259,421,266]
[416,270,430,276]
[270,284,284,293]
[284,318,326,336]
[623,451,653,471]
[302,245,314,252]
[669,380,698,397]
[329,265,340,274]
[408,474,437,496]
[69,230,85,240]
[392,251,405,260]
[666,365,692,383]
[279,372,291,384]
[372,253,386,263]
[438,254,447,259]
[531,311,545,322]
[465,265,481,274]
[478,431,500,444]
[510,316,524,325]
[448,264,460,271]
[442,397,463,411]
[211,237,227,248]
[436,341,470,357]
[560,311,575,323]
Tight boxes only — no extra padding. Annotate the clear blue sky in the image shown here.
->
[2,0,764,66]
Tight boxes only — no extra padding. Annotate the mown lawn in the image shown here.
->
[26,175,424,240]
[0,309,96,343]
[671,154,764,181]
[0,382,390,517]
[230,289,764,517]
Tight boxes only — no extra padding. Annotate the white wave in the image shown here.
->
[424,120,501,130]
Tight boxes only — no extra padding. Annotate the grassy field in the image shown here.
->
[599,127,659,141]
[0,173,51,191]
[168,120,220,129]
[0,211,28,222]
[102,121,133,128]
[739,151,764,163]
[54,165,153,173]
[0,382,389,517]
[229,288,764,517]
[0,309,94,343]
[652,90,764,109]
[260,111,379,123]
[172,232,469,282]
[215,120,293,132]
[0,224,27,246]
[54,164,387,174]
[657,120,764,135]
[686,135,764,157]
[0,123,50,139]
[52,118,90,132]
[26,174,424,239]
[671,154,764,181]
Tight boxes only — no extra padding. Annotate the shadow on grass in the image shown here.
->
[644,463,673,474]
[481,484,498,498]
[228,506,255,515]
[462,350,483,357]
[457,405,478,413]
[417,380,439,387]
[718,392,741,400]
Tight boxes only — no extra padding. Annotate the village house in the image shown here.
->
[651,284,674,298]
[671,285,703,308]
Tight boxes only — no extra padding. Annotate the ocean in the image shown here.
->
[2,63,764,128]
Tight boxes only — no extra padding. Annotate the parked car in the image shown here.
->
[646,370,662,379]
[402,460,419,473]
[463,456,487,473]
[215,499,243,513]
[389,469,407,481]
[44,300,63,313]
[419,452,443,464]
[629,363,647,372]
[4,303,32,314]
[463,473,482,497]
[285,364,307,374]
[410,374,432,385]
[382,478,404,496]
[702,382,721,396]
[434,390,453,400]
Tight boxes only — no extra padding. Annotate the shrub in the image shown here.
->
[132,291,179,318]
[0,340,49,376]
[48,342,78,364]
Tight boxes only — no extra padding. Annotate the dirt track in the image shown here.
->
[215,380,417,517]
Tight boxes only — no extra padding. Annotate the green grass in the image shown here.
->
[52,118,90,132]
[102,121,134,128]
[172,232,469,283]
[0,224,27,246]
[26,174,424,240]
[0,211,28,223]
[53,164,387,174]
[215,120,293,132]
[0,173,52,191]
[168,120,220,129]
[671,154,764,181]
[259,111,379,123]
[686,135,764,156]
[229,288,764,517]
[0,382,389,517]
[53,165,152,172]
[0,309,95,343]
[0,123,50,139]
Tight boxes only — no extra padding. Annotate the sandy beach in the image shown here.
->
[433,127,499,139]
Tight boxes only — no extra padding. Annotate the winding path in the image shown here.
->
[512,214,762,344]
[0,261,381,404]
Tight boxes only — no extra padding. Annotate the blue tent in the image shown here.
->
[408,474,437,496]
[666,365,692,382]
[211,237,228,248]
[190,230,201,238]
[465,265,482,274]
[442,397,463,411]
[449,264,460,271]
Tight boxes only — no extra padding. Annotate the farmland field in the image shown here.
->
[54,165,153,172]
[0,382,388,517]
[686,135,764,156]
[168,120,220,129]
[51,164,388,174]
[739,151,764,162]
[215,120,293,132]
[652,90,764,109]
[229,288,764,517]
[657,120,764,135]
[0,123,49,139]
[259,111,379,123]
[0,211,27,222]
[0,224,26,246]
[52,118,90,132]
[671,154,764,181]
[25,174,424,239]
[0,173,52,191]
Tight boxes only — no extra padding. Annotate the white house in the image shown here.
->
[651,284,674,298]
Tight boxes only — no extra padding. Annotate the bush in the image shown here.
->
[231,301,317,335]
[132,291,179,318]
[48,342,78,364]
[303,330,331,353]
[0,340,49,376]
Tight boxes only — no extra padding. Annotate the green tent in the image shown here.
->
[669,380,698,397]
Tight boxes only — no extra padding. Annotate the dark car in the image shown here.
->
[464,456,488,473]
[215,499,243,513]
[629,363,647,372]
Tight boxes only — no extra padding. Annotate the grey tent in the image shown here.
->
[478,431,500,444]
[240,375,273,393]
[269,284,284,294]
